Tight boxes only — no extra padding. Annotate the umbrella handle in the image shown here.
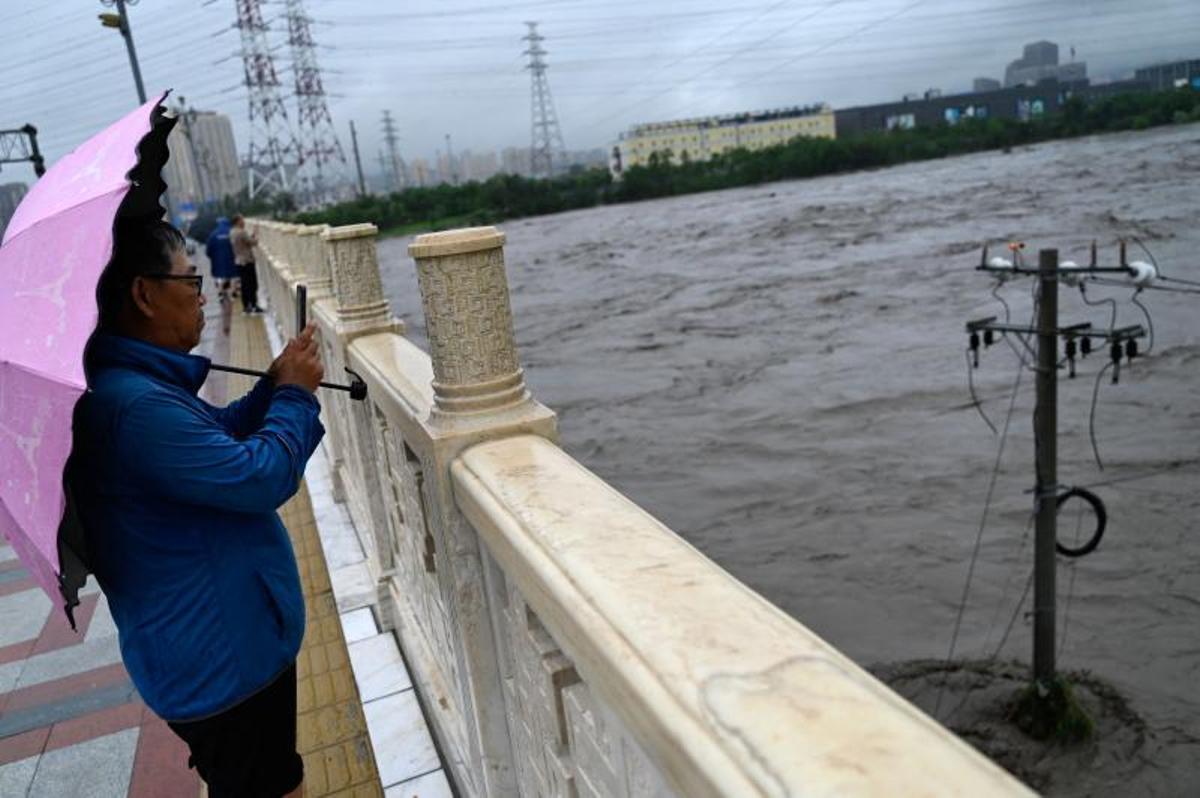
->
[209,362,368,401]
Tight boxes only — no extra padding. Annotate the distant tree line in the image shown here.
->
[278,88,1200,235]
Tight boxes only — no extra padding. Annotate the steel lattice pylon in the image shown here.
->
[380,110,408,192]
[235,0,302,198]
[522,22,566,179]
[284,0,347,205]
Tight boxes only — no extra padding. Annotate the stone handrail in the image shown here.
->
[247,219,1033,797]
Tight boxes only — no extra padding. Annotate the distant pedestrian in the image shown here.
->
[205,216,237,299]
[231,214,263,314]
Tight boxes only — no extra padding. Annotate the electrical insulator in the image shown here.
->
[1125,339,1138,361]
[1110,340,1122,384]
[1080,336,1092,357]
[1065,338,1077,378]
[983,329,995,347]
[969,331,980,368]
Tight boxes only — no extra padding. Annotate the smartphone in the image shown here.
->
[295,283,307,336]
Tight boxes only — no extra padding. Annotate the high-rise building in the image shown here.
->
[460,150,499,182]
[163,110,244,219]
[1022,41,1058,67]
[0,182,28,240]
[1004,40,1086,87]
[500,147,533,177]
[973,77,1002,92]
[409,158,432,187]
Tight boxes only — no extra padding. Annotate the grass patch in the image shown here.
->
[1009,677,1095,743]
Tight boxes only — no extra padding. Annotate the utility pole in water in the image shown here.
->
[964,244,1152,738]
[1032,248,1059,684]
[99,0,147,104]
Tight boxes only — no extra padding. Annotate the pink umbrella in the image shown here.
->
[0,91,174,625]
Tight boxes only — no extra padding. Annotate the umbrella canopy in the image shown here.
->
[0,91,174,623]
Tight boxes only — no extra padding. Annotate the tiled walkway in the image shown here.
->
[0,285,235,797]
[0,281,446,796]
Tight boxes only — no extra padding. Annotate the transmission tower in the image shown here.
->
[234,0,302,198]
[284,0,347,205]
[380,110,408,192]
[522,22,567,179]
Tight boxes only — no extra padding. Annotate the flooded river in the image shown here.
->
[378,124,1200,794]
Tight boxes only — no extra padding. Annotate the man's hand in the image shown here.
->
[268,323,324,393]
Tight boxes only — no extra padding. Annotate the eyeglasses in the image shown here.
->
[142,273,204,295]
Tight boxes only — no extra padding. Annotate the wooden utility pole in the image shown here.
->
[1033,248,1058,683]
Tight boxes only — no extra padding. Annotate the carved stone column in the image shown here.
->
[383,225,557,796]
[292,225,319,282]
[305,223,334,299]
[280,223,301,274]
[313,223,404,597]
[409,227,531,419]
[327,223,393,325]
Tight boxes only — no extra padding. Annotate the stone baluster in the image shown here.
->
[394,226,557,796]
[257,221,281,302]
[268,221,285,268]
[312,223,404,594]
[289,225,323,333]
[306,223,334,300]
[327,223,392,325]
[409,227,533,420]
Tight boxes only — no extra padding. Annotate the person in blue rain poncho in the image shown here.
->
[204,215,238,298]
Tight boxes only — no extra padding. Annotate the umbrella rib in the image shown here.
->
[0,359,87,391]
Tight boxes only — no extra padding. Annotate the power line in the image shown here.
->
[936,309,1028,717]
[574,0,848,132]
[671,0,929,120]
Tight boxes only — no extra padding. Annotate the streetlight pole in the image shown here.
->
[99,0,147,105]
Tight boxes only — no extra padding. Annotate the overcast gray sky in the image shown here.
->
[2,0,1197,186]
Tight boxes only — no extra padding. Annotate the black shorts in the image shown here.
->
[167,663,304,797]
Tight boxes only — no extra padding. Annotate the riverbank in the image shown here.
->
[295,88,1200,237]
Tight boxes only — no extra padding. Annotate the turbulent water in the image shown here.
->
[378,125,1200,794]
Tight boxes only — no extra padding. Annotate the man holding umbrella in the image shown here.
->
[0,93,330,797]
[72,214,325,797]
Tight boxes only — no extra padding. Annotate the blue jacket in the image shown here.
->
[205,217,237,279]
[74,333,324,721]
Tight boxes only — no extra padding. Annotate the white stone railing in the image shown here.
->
[248,219,1033,797]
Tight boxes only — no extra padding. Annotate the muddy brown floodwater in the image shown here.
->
[378,124,1200,795]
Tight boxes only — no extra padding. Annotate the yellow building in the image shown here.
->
[612,104,835,175]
